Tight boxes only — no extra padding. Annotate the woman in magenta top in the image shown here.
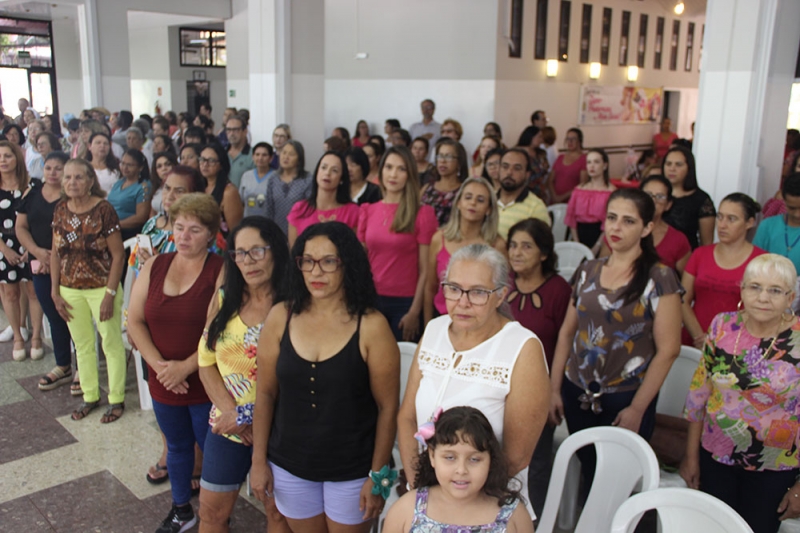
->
[358,146,437,341]
[287,151,360,248]
[652,118,678,162]
[423,177,505,325]
[681,193,765,348]
[564,149,615,248]
[547,128,588,204]
[599,175,692,273]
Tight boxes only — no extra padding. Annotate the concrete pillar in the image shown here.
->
[76,0,102,108]
[694,0,800,204]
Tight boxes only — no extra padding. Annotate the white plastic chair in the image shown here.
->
[548,203,569,243]
[537,426,660,533]
[610,487,754,533]
[121,236,153,411]
[554,241,594,282]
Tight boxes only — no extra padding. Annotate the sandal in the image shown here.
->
[70,373,82,396]
[100,402,125,424]
[146,463,170,485]
[38,366,73,391]
[71,400,100,421]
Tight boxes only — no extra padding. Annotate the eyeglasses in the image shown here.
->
[485,161,500,168]
[229,246,270,263]
[441,283,502,305]
[742,283,791,299]
[225,127,243,133]
[296,256,342,273]
[646,192,668,202]
[436,154,458,162]
[199,157,220,166]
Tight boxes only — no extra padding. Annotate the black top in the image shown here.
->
[268,313,377,481]
[356,182,383,205]
[17,180,58,253]
[663,188,716,250]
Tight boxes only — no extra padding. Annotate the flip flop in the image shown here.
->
[146,463,170,485]
[38,366,73,391]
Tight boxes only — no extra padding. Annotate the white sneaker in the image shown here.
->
[0,326,29,342]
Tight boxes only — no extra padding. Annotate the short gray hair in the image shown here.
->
[445,244,509,290]
[743,253,798,291]
[126,126,143,140]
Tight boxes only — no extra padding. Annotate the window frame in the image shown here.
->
[179,27,226,68]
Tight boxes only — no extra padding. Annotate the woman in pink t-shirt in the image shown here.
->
[287,151,360,248]
[681,193,765,348]
[358,146,437,341]
[546,127,587,204]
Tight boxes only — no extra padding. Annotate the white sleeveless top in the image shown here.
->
[414,315,543,517]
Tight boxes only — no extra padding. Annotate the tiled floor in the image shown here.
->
[0,329,267,533]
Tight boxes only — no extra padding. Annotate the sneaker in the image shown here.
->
[155,504,196,533]
[0,326,29,342]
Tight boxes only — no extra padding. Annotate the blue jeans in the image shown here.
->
[152,399,212,506]
[375,295,417,342]
[32,273,72,368]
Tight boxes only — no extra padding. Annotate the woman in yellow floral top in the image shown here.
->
[197,216,291,532]
[682,253,800,533]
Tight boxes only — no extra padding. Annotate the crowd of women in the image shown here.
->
[3,105,800,533]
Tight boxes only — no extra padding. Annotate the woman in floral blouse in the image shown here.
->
[682,253,800,533]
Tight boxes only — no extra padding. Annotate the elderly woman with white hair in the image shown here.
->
[397,243,550,519]
[681,253,800,533]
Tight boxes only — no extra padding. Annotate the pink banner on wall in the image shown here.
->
[579,85,663,125]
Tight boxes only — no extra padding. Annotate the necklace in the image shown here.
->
[784,215,800,252]
[733,314,786,368]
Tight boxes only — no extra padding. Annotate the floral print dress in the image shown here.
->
[684,311,800,471]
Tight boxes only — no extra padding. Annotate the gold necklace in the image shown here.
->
[732,314,786,368]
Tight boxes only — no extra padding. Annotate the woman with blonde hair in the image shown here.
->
[423,176,505,325]
[358,146,438,341]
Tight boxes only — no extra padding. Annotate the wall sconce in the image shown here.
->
[546,59,559,77]
[589,62,601,79]
[674,2,685,15]
[627,65,639,82]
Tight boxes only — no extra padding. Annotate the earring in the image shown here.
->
[736,300,744,314]
[783,307,797,322]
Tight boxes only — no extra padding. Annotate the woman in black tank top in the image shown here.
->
[250,222,401,531]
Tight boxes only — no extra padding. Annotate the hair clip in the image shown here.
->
[414,406,443,447]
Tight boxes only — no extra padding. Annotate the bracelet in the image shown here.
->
[369,465,398,500]
[235,403,253,426]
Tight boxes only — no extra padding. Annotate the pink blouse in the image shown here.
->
[287,201,360,236]
[552,153,587,197]
[564,188,614,228]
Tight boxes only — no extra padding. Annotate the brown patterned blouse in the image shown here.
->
[52,199,121,289]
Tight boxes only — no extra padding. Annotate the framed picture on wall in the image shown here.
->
[193,70,206,81]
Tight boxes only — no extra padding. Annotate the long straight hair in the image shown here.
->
[379,145,420,234]
[0,140,29,191]
[303,151,352,216]
[607,188,660,304]
[441,177,499,244]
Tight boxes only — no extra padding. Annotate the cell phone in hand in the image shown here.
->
[136,234,154,255]
[30,259,41,274]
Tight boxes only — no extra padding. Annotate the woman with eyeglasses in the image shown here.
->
[127,193,224,533]
[482,147,504,191]
[549,189,683,490]
[681,254,800,533]
[200,143,243,238]
[197,217,291,532]
[598,175,692,275]
[421,138,469,226]
[250,221,399,532]
[398,244,549,520]
[358,146,438,342]
[681,194,766,349]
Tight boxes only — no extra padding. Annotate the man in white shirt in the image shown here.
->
[409,99,441,147]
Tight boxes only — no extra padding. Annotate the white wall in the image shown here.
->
[128,25,171,117]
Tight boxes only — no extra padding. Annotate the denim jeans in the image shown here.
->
[152,399,212,505]
[32,273,72,368]
[375,294,417,342]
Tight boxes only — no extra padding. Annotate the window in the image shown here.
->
[654,17,665,70]
[685,22,695,71]
[509,0,523,58]
[600,8,612,65]
[534,0,548,60]
[180,28,226,67]
[637,14,648,68]
[669,20,680,71]
[580,4,592,64]
[619,11,631,66]
[0,17,53,68]
[558,1,571,62]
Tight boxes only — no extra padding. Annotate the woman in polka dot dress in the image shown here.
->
[0,140,43,361]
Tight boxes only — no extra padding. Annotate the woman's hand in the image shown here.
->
[693,334,705,350]
[679,452,700,490]
[137,247,154,266]
[778,482,800,521]
[612,405,644,433]
[398,310,420,341]
[52,293,73,322]
[36,247,52,266]
[250,461,275,506]
[212,409,242,436]
[155,359,191,393]
[3,247,23,267]
[99,292,115,322]
[548,390,564,426]
[359,478,385,521]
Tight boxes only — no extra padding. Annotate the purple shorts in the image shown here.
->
[270,462,369,525]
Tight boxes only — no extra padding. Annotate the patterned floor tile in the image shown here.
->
[0,497,54,532]
[17,374,78,418]
[0,400,77,464]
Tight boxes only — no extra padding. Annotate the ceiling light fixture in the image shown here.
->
[674,2,685,15]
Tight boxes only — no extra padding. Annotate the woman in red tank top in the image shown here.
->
[128,193,224,533]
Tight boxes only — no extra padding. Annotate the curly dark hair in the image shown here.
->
[206,216,290,350]
[414,406,522,506]
[289,221,376,317]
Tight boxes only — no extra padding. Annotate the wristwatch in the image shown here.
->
[106,287,117,296]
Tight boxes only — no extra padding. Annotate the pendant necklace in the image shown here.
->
[784,215,800,252]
